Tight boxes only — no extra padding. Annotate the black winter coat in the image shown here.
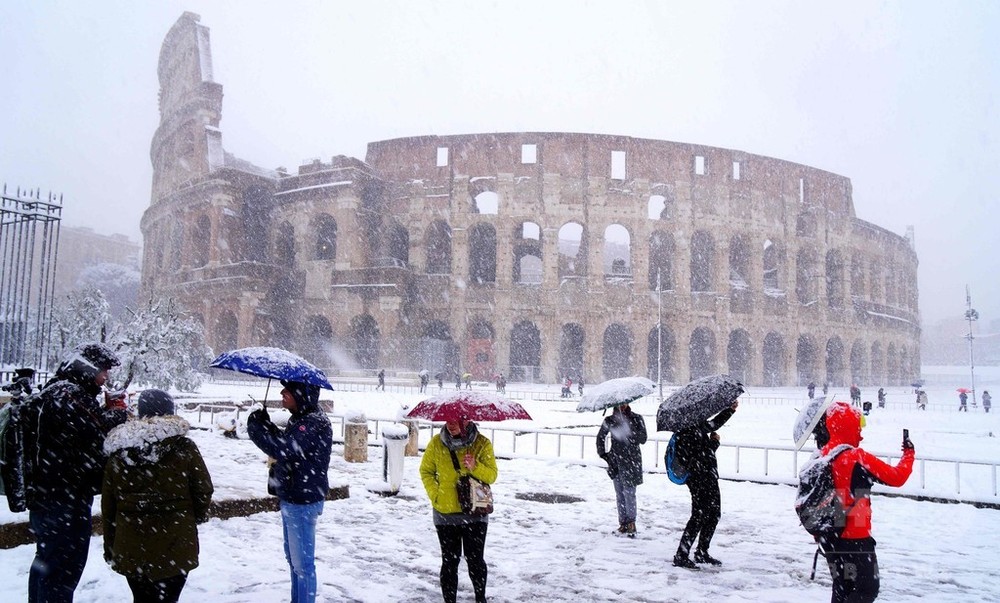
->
[596,409,648,486]
[32,380,126,506]
[247,408,332,504]
[674,408,735,480]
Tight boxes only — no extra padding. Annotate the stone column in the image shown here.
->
[343,413,368,463]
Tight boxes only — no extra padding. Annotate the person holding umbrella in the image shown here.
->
[671,399,739,568]
[418,410,499,603]
[246,380,332,603]
[596,402,647,537]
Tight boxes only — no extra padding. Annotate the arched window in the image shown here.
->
[727,330,752,384]
[558,222,586,279]
[559,323,585,380]
[690,231,715,292]
[602,323,632,379]
[647,325,674,383]
[513,222,543,284]
[648,231,674,290]
[274,221,295,267]
[312,214,337,260]
[425,220,452,274]
[386,224,409,267]
[689,327,716,380]
[469,223,497,284]
[762,333,785,386]
[509,321,541,382]
[473,191,499,215]
[603,224,631,278]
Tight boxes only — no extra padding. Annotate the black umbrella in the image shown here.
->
[656,374,744,432]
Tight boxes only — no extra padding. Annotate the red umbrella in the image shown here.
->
[957,387,971,394]
[405,391,532,422]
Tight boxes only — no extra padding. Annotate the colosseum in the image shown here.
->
[141,13,920,387]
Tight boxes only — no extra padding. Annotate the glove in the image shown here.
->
[248,408,270,424]
[902,438,915,451]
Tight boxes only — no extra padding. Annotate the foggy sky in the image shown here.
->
[1,1,997,326]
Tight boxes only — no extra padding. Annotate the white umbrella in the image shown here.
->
[576,376,655,412]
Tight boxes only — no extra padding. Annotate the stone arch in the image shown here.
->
[850,341,867,386]
[825,336,845,386]
[509,321,542,382]
[603,224,632,277]
[763,239,782,291]
[690,231,715,292]
[796,334,818,385]
[689,327,716,380]
[648,185,675,220]
[727,329,753,384]
[602,323,633,379]
[559,323,585,381]
[826,249,846,308]
[469,223,497,284]
[311,214,337,260]
[192,214,211,267]
[425,220,452,274]
[851,253,866,298]
[513,222,543,284]
[796,248,820,305]
[421,320,457,374]
[302,315,333,368]
[214,309,238,354]
[263,276,297,350]
[648,231,674,291]
[472,190,499,215]
[886,342,899,386]
[762,332,786,386]
[274,221,295,267]
[647,324,675,384]
[467,317,496,381]
[558,222,587,279]
[349,314,380,370]
[728,234,751,288]
[386,222,409,267]
[870,342,884,385]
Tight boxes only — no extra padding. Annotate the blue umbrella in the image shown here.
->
[209,346,334,390]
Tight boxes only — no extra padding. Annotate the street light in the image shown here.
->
[965,285,979,406]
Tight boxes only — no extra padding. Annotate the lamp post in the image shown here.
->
[657,269,663,401]
[965,285,979,406]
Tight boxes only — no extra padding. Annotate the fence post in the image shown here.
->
[344,413,368,463]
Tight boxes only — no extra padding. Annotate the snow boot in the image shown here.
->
[625,522,636,538]
[672,554,699,569]
[694,550,723,565]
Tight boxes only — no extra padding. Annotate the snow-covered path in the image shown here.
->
[1,382,999,601]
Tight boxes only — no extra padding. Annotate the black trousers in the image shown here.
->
[677,475,721,557]
[435,522,488,603]
[126,574,187,603]
[824,537,879,603]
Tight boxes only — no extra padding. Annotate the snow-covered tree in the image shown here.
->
[75,262,140,320]
[48,285,112,365]
[111,296,212,392]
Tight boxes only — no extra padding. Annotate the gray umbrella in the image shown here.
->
[793,395,833,450]
[656,374,744,431]
[576,376,655,413]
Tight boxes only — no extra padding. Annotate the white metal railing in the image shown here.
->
[188,404,999,507]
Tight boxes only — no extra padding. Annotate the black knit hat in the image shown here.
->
[137,389,175,417]
[77,342,121,370]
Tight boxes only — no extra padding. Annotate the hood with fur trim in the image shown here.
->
[104,416,191,464]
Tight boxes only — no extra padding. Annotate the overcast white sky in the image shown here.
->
[1,1,997,325]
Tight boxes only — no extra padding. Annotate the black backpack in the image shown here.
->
[0,392,43,512]
[795,444,854,540]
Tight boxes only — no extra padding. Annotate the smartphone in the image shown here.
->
[902,428,910,444]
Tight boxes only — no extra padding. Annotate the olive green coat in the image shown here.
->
[102,416,214,581]
[419,431,497,514]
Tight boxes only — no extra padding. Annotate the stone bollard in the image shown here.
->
[404,419,420,456]
[343,411,368,463]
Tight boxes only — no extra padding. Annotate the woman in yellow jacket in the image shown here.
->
[419,419,497,603]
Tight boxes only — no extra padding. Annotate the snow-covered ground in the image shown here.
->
[1,380,998,602]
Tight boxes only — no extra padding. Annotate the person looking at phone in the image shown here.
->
[820,401,915,602]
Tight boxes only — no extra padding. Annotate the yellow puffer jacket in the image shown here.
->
[419,432,498,514]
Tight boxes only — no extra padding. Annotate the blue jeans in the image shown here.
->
[28,498,94,603]
[612,478,637,525]
[280,500,324,603]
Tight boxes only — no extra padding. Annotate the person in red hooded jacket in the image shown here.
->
[820,401,915,603]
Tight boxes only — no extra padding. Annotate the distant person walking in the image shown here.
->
[983,391,992,413]
[850,384,861,407]
[877,387,886,408]
[916,389,928,410]
[376,369,386,391]
[807,381,816,399]
[959,391,968,412]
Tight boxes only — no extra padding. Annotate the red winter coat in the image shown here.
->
[822,401,914,539]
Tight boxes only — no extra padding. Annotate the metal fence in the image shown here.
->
[186,402,999,507]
